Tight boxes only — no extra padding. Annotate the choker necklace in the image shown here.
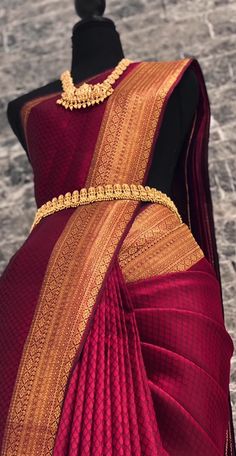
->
[56,58,133,110]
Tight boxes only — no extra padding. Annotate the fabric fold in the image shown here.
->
[53,259,168,455]
[148,380,223,456]
[127,256,233,455]
[141,342,229,446]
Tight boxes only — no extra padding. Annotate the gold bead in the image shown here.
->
[80,188,87,202]
[88,187,96,201]
[72,190,79,203]
[96,185,105,199]
[58,195,64,207]
[113,183,122,195]
[122,183,130,191]
[104,184,113,197]
[64,193,72,206]
[130,184,139,197]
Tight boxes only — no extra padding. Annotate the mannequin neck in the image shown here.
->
[71,17,125,82]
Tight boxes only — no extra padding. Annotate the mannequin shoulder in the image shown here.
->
[7,79,62,156]
[7,78,62,118]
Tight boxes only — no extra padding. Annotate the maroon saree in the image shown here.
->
[0,57,235,455]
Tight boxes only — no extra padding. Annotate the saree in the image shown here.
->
[0,57,235,455]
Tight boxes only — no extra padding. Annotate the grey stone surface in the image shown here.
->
[0,0,236,433]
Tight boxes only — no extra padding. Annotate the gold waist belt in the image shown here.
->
[30,183,182,232]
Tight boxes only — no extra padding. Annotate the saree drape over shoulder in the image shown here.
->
[0,58,235,455]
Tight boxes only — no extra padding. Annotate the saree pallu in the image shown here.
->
[0,57,235,455]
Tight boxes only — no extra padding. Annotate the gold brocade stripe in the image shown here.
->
[118,204,204,282]
[2,58,194,455]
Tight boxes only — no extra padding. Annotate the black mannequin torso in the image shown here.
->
[7,11,199,199]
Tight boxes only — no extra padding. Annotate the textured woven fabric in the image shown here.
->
[0,58,235,455]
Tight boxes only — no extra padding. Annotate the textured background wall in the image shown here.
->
[0,0,235,431]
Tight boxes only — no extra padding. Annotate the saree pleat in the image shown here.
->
[53,260,168,455]
[135,308,232,387]
[127,258,233,454]
[148,381,222,455]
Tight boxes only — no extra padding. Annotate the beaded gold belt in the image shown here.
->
[30,183,182,232]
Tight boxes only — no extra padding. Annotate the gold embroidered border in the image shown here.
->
[86,59,192,186]
[2,58,193,455]
[118,204,204,283]
[20,96,49,152]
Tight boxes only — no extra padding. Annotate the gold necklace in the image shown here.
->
[56,58,133,110]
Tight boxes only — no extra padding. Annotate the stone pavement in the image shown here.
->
[0,0,235,432]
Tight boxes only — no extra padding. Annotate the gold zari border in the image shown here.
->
[118,204,204,282]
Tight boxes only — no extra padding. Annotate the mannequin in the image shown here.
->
[7,0,199,198]
[2,4,235,455]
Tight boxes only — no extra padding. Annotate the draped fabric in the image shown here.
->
[0,57,235,455]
